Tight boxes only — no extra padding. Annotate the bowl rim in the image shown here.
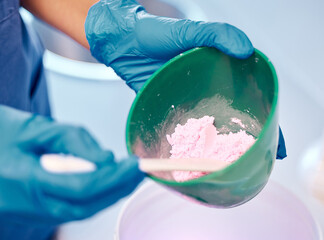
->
[126,47,279,186]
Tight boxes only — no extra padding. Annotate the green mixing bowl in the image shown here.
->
[126,47,279,208]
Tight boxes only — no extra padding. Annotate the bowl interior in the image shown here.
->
[127,47,277,182]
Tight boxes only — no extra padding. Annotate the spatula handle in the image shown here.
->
[139,158,231,172]
[40,154,232,174]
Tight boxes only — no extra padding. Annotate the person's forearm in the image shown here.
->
[21,0,99,49]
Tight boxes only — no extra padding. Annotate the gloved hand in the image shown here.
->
[0,105,145,240]
[277,127,287,159]
[85,0,286,160]
[85,0,254,92]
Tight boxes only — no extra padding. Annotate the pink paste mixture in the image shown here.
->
[166,116,255,182]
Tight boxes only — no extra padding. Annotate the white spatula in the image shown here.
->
[40,154,231,173]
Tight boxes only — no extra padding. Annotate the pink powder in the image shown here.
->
[166,116,255,182]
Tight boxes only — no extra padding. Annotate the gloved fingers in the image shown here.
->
[178,21,254,59]
[130,80,145,93]
[135,16,253,61]
[110,55,164,92]
[35,156,144,221]
[40,174,143,222]
[276,126,287,160]
[18,117,114,165]
[132,15,184,60]
[41,125,114,165]
[37,155,144,203]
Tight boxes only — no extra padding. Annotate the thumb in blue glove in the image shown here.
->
[85,0,254,92]
[0,105,145,240]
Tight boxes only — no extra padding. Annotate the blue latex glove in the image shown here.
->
[85,0,254,92]
[85,0,287,160]
[277,127,287,160]
[0,105,145,240]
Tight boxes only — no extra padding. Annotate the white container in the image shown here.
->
[115,181,322,240]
